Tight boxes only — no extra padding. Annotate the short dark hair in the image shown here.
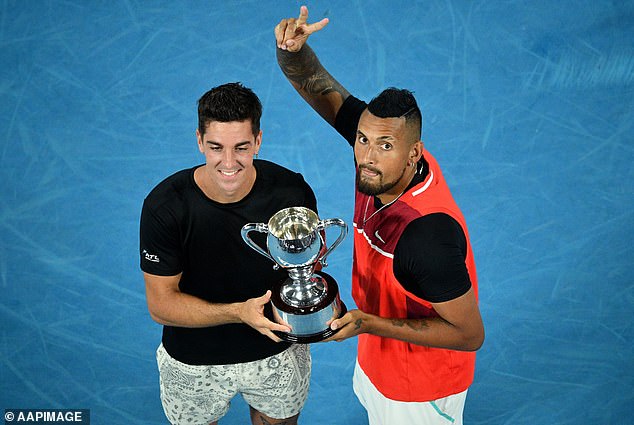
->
[197,82,262,136]
[367,88,422,140]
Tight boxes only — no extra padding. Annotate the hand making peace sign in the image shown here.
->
[275,5,329,52]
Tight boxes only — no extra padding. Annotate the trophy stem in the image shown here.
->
[287,265,315,283]
[281,269,328,308]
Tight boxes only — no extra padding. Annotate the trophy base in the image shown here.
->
[273,301,347,343]
[271,271,347,343]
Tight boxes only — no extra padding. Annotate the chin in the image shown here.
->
[357,183,382,196]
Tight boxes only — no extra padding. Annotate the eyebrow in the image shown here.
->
[206,140,252,147]
[356,130,395,142]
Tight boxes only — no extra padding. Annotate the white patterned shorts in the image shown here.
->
[156,343,311,424]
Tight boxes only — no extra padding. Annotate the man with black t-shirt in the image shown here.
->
[274,7,485,425]
[140,83,315,425]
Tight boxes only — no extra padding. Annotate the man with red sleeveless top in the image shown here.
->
[275,7,485,424]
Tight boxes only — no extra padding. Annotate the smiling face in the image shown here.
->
[354,109,423,203]
[195,119,262,203]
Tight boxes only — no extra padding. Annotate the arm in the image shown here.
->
[275,6,350,126]
[329,288,484,351]
[144,272,291,342]
[329,215,485,351]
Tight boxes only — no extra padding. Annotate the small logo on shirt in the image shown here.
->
[142,249,160,263]
[374,230,385,244]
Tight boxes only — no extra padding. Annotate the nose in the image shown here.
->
[358,143,377,165]
[222,149,238,167]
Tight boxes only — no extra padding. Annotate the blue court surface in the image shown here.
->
[1,1,632,424]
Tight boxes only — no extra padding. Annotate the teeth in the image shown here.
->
[221,170,238,176]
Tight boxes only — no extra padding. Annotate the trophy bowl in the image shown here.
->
[241,207,348,343]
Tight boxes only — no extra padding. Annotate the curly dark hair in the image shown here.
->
[197,82,262,136]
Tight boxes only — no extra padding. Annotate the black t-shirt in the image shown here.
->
[140,159,317,365]
[334,95,471,302]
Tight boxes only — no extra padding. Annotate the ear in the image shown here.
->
[196,129,204,153]
[254,130,263,155]
[409,140,424,163]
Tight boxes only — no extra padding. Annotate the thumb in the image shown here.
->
[257,290,272,304]
[330,318,341,330]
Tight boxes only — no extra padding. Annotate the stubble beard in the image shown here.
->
[355,166,406,196]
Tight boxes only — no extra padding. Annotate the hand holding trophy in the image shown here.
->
[241,207,347,343]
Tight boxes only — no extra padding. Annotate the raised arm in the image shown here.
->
[275,6,350,126]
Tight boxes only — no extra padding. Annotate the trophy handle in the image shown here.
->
[241,223,278,269]
[317,218,348,267]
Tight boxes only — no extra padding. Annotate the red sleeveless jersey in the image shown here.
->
[352,151,478,402]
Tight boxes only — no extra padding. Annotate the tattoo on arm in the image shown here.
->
[354,319,363,330]
[277,45,350,99]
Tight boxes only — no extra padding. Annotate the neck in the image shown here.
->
[194,165,257,203]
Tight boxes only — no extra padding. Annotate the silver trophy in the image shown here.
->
[241,207,348,343]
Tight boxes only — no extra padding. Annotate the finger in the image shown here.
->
[275,20,289,47]
[330,318,344,330]
[271,322,292,333]
[296,5,309,25]
[330,311,352,330]
[306,17,329,35]
[264,316,291,333]
[258,318,291,339]
[327,328,348,343]
[275,316,293,330]
[283,19,297,46]
[264,330,284,343]
[322,328,349,342]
